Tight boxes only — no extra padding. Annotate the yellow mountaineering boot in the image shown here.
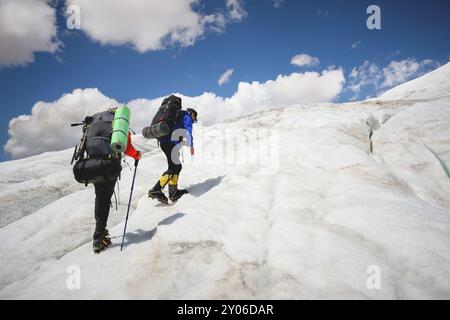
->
[168,175,189,203]
[148,174,169,204]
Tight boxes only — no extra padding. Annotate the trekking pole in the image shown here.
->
[117,181,120,206]
[120,159,139,251]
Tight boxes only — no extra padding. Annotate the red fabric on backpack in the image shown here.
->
[125,133,140,160]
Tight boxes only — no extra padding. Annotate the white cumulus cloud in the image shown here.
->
[5,68,345,159]
[291,54,320,67]
[381,59,440,88]
[348,60,382,94]
[66,0,242,52]
[4,88,117,159]
[218,69,234,86]
[0,0,59,67]
[348,58,440,100]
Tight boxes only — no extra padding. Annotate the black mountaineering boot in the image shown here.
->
[169,185,189,203]
[93,229,112,254]
[148,181,169,204]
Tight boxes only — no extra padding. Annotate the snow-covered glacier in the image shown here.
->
[0,63,449,299]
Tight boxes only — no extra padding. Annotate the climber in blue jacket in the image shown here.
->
[148,105,198,204]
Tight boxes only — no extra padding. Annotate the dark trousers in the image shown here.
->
[161,143,182,176]
[93,180,117,239]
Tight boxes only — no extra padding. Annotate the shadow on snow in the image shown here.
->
[187,176,225,198]
[115,212,186,249]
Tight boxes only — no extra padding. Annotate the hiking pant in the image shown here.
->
[161,143,182,176]
[152,143,182,191]
[94,180,117,239]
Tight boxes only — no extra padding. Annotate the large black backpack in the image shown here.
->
[72,110,122,185]
[142,95,182,139]
[153,95,182,126]
[85,111,115,157]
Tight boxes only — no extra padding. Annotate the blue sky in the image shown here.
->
[1,0,450,161]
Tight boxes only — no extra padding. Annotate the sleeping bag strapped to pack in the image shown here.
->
[142,95,182,139]
[73,110,122,185]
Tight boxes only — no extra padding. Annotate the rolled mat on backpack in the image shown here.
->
[111,106,131,153]
[142,122,171,139]
[142,95,181,140]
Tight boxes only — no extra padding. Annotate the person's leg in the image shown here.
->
[166,144,187,201]
[152,143,180,190]
[93,180,117,239]
[163,142,181,177]
[148,143,177,202]
[166,143,182,179]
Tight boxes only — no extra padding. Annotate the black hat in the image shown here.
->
[187,108,198,122]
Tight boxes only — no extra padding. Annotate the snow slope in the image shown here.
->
[0,63,449,299]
